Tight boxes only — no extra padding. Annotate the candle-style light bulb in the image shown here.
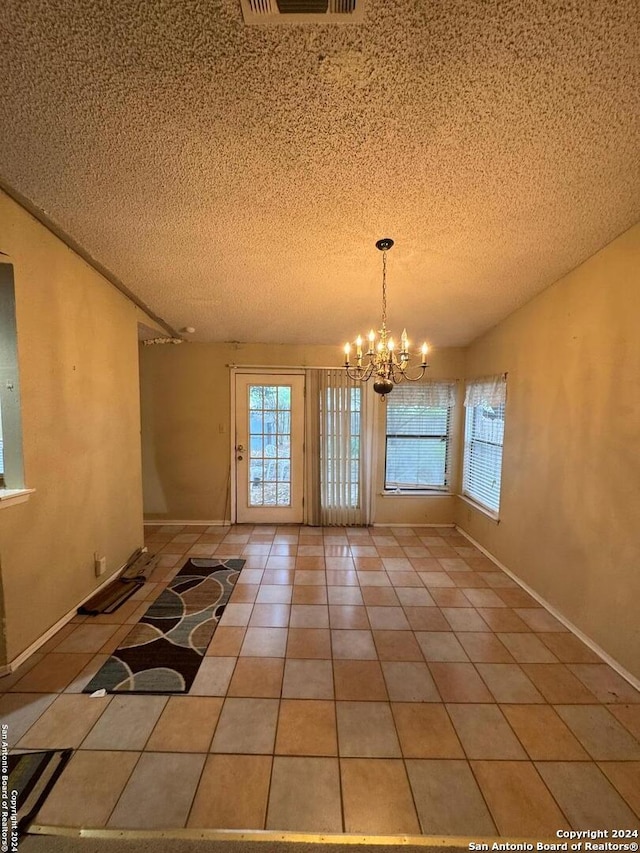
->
[401,329,408,352]
[356,335,363,357]
[388,338,395,352]
[421,342,429,364]
[344,342,351,365]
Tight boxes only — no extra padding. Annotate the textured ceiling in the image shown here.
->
[1,0,639,347]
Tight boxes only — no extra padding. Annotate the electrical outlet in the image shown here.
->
[94,555,107,577]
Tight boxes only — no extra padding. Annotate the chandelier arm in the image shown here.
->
[390,365,427,383]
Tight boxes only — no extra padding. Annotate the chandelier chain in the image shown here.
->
[381,249,387,332]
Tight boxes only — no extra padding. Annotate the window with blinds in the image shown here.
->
[384,383,455,491]
[462,384,506,514]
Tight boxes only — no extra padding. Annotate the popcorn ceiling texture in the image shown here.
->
[1,0,638,346]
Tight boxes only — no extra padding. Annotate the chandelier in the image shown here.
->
[343,238,429,398]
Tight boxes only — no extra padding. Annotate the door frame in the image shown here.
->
[230,368,305,525]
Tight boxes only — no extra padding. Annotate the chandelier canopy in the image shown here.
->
[343,238,429,398]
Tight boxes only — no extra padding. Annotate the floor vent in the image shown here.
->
[240,0,364,24]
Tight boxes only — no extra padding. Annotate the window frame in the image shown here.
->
[383,383,455,493]
[462,385,506,516]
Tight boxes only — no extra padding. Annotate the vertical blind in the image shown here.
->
[385,383,456,490]
[463,375,507,513]
[305,369,374,526]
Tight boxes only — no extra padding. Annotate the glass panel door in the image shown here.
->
[235,374,304,523]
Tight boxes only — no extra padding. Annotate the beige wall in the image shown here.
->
[140,342,464,525]
[456,223,640,679]
[0,190,144,665]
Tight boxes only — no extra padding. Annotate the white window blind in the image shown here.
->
[462,375,506,514]
[385,383,456,490]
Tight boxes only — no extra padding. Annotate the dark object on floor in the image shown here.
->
[82,558,244,694]
[8,749,73,836]
[78,549,157,615]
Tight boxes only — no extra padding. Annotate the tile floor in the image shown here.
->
[2,525,639,836]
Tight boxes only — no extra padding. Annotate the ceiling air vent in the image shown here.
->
[240,0,364,25]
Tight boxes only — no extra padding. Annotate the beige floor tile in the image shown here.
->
[497,631,558,663]
[0,693,57,746]
[336,701,401,757]
[501,705,590,760]
[472,760,570,835]
[404,607,452,631]
[341,758,419,834]
[381,661,440,702]
[36,750,139,826]
[446,704,527,759]
[188,754,271,829]
[567,664,640,704]
[461,589,506,608]
[248,603,290,627]
[521,663,599,703]
[388,571,427,588]
[428,588,472,607]
[328,605,370,630]
[262,569,293,584]
[429,663,493,702]
[211,697,279,753]
[275,699,337,755]
[456,633,514,663]
[406,759,496,834]
[256,585,293,603]
[607,704,640,740]
[373,630,424,662]
[236,569,264,584]
[476,608,530,632]
[294,571,327,586]
[419,572,456,588]
[267,756,342,832]
[538,632,602,663]
[0,654,45,693]
[476,663,545,703]
[393,704,464,758]
[229,583,259,603]
[289,604,330,628]
[286,628,331,659]
[218,603,253,626]
[282,659,334,699]
[63,654,111,694]
[292,585,328,604]
[325,570,359,586]
[415,632,468,662]
[17,694,112,749]
[190,657,236,695]
[11,653,95,693]
[205,626,246,657]
[366,606,411,630]
[108,752,205,828]
[554,705,640,760]
[598,761,640,816]
[361,587,400,606]
[356,571,392,587]
[327,586,363,605]
[146,696,223,752]
[441,608,491,632]
[516,608,568,632]
[240,627,288,657]
[227,656,283,697]
[536,761,638,829]
[334,660,388,700]
[331,629,377,660]
[394,587,435,607]
[81,694,167,750]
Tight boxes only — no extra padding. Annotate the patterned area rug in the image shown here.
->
[8,749,73,835]
[83,559,243,694]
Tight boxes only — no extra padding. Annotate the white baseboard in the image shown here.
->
[0,549,145,677]
[455,526,640,692]
[373,522,456,528]
[143,519,231,527]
